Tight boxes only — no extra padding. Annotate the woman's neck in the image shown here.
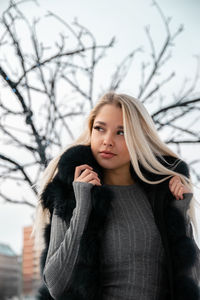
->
[103,176,135,186]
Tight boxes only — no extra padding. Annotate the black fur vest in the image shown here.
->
[37,144,200,300]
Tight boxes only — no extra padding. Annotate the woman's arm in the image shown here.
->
[43,181,93,299]
[168,163,200,282]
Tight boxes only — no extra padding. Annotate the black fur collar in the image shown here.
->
[52,144,189,185]
[37,144,200,300]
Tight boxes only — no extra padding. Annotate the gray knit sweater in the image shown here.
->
[43,181,192,300]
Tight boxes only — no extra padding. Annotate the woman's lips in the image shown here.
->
[100,152,116,159]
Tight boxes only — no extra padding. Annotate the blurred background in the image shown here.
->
[0,0,200,298]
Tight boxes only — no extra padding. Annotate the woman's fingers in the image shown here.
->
[74,164,93,180]
[169,176,183,200]
[74,164,101,186]
[169,176,180,192]
[89,178,101,186]
[85,171,101,185]
[174,184,183,200]
[83,171,99,182]
[177,186,184,200]
[174,182,183,199]
[169,175,191,200]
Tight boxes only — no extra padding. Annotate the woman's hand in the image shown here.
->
[169,175,192,200]
[74,164,102,186]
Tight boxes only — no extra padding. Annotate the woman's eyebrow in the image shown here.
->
[94,121,124,129]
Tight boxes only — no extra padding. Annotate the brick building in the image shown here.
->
[22,225,41,298]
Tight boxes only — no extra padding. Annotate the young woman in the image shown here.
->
[33,92,200,300]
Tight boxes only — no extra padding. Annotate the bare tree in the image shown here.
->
[0,0,199,207]
[0,0,115,206]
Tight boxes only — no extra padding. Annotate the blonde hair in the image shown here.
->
[32,91,200,251]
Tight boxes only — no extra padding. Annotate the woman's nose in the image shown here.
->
[103,134,114,146]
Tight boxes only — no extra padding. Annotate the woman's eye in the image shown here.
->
[93,126,103,131]
[118,130,124,135]
[93,126,124,135]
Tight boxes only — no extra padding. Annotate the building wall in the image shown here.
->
[22,225,41,297]
[0,253,22,299]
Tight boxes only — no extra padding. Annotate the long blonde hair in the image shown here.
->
[32,91,200,250]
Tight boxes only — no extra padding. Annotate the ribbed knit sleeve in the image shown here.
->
[172,193,192,213]
[42,181,93,299]
[171,192,193,236]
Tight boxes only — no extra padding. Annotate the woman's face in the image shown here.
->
[91,104,131,172]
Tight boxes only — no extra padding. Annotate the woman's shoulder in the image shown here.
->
[158,155,190,178]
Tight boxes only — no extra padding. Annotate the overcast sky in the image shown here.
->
[0,0,200,255]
